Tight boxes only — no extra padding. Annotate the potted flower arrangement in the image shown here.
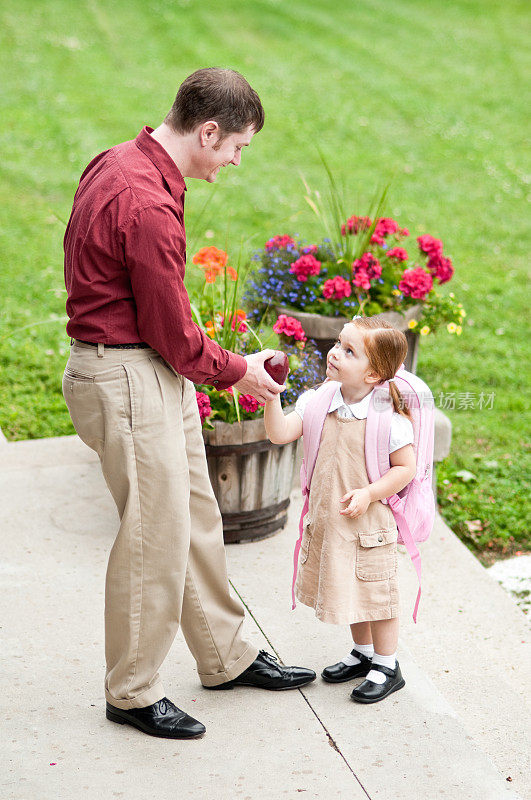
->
[189,245,322,543]
[244,189,465,377]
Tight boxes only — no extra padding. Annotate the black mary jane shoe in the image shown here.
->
[321,649,373,683]
[105,697,206,739]
[203,650,316,691]
[350,662,405,704]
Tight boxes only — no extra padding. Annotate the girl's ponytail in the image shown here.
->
[388,379,411,420]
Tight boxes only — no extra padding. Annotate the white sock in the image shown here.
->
[366,651,397,685]
[341,641,374,666]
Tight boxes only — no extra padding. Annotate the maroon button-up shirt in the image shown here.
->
[63,126,247,390]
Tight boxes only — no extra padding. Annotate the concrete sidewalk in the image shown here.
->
[1,435,529,800]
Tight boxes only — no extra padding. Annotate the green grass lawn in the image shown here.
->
[1,0,529,563]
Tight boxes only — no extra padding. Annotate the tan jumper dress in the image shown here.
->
[295,410,399,625]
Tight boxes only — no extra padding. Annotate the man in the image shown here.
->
[62,68,315,740]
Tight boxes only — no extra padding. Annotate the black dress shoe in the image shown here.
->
[203,650,316,691]
[321,649,373,683]
[105,697,206,738]
[350,662,405,704]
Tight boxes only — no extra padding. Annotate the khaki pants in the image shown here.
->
[62,341,258,709]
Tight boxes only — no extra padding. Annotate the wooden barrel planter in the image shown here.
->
[277,306,421,379]
[203,411,299,544]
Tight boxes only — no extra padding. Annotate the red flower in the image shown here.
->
[427,254,454,284]
[341,215,372,236]
[353,269,372,290]
[322,276,352,300]
[301,244,318,255]
[370,217,399,245]
[386,247,409,262]
[265,235,297,251]
[398,267,434,300]
[417,235,443,258]
[352,252,382,290]
[196,391,212,423]
[353,252,382,277]
[289,254,321,282]
[398,227,410,237]
[238,394,264,413]
[273,314,307,342]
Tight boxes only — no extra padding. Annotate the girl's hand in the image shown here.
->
[339,488,371,518]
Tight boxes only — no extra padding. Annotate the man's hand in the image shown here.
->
[233,350,287,404]
[339,488,371,518]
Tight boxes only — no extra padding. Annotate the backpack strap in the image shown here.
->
[292,489,310,610]
[302,381,340,492]
[365,386,394,505]
[365,369,426,623]
[388,495,422,623]
[292,381,338,609]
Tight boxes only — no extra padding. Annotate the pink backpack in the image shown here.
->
[293,367,435,623]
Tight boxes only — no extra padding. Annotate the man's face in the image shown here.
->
[200,124,255,183]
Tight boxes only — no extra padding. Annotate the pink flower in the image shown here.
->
[386,247,409,262]
[417,235,443,258]
[273,314,307,342]
[265,235,297,251]
[196,391,212,423]
[352,253,381,291]
[370,217,399,245]
[427,254,454,284]
[398,227,410,237]
[352,252,382,291]
[301,244,318,255]
[289,254,321,282]
[341,215,372,236]
[353,269,372,291]
[322,276,352,300]
[220,309,248,333]
[398,267,434,300]
[238,394,264,413]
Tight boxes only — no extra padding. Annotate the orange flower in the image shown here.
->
[205,320,216,338]
[198,262,237,285]
[193,247,228,269]
[204,269,218,284]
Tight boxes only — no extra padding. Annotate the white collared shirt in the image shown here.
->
[295,385,414,454]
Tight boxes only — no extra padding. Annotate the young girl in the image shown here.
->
[264,316,416,704]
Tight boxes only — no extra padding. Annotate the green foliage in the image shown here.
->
[437,450,530,566]
[414,292,465,334]
[0,0,529,558]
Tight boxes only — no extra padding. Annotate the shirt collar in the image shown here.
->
[135,126,187,198]
[329,385,374,419]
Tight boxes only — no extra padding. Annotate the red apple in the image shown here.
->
[264,351,289,385]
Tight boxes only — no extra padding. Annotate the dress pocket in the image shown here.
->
[355,529,398,581]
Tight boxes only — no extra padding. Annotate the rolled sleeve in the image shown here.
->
[122,204,247,389]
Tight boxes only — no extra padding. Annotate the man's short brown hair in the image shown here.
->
[165,68,264,138]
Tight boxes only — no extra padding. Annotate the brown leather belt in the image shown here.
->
[76,339,150,350]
